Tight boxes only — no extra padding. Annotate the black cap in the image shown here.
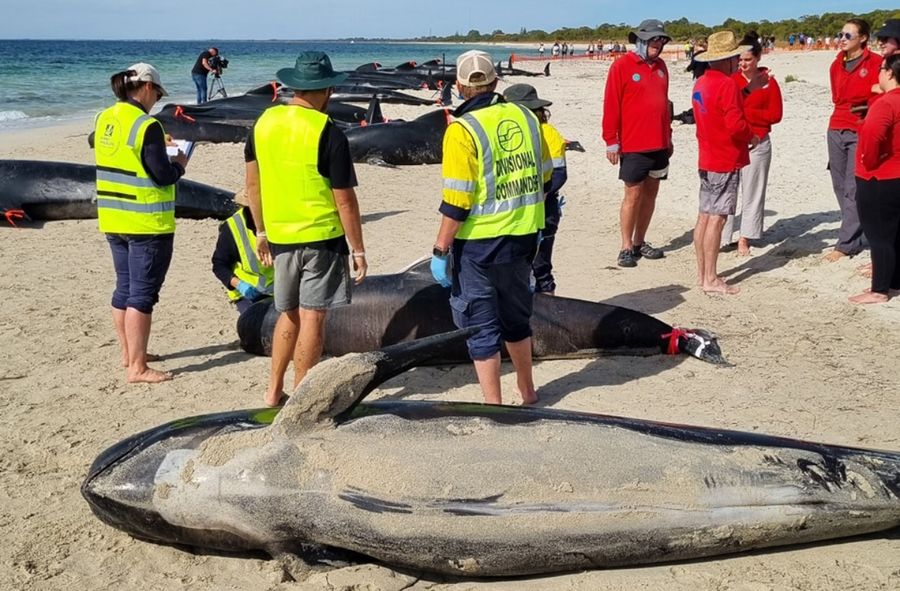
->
[503,84,552,110]
[875,19,900,41]
[628,19,672,44]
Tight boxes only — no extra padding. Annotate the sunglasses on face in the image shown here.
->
[152,85,163,100]
[648,36,668,43]
[838,32,858,40]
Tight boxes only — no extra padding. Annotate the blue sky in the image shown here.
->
[1,0,892,39]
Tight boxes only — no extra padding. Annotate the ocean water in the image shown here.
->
[0,40,523,131]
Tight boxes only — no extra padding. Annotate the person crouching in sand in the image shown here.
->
[690,31,758,295]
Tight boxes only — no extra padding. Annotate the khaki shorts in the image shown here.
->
[273,248,351,312]
[698,170,740,215]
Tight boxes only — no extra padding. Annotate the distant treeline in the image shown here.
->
[352,9,899,44]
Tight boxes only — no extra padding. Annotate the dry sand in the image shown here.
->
[2,49,899,590]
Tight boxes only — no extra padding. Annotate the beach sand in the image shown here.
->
[2,49,899,590]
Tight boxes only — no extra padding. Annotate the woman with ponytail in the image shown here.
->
[94,63,188,383]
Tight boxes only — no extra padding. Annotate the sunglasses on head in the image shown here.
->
[838,32,858,40]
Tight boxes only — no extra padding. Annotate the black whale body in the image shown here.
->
[82,330,900,578]
[237,259,724,364]
[0,159,237,222]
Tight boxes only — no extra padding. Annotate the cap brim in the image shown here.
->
[692,45,751,63]
[158,86,169,97]
[276,69,349,91]
[513,98,552,109]
[633,31,672,42]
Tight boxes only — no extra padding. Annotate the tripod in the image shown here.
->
[209,73,227,100]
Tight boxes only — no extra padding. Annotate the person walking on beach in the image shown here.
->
[602,19,673,268]
[95,63,188,383]
[691,31,757,295]
[539,43,545,57]
[431,50,551,405]
[211,190,273,314]
[191,46,218,104]
[504,83,569,295]
[722,35,783,256]
[850,54,900,304]
[824,18,882,262]
[245,51,367,407]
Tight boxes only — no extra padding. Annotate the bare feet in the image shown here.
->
[121,353,161,367]
[737,238,751,256]
[126,367,173,383]
[515,390,539,405]
[848,291,889,304]
[856,262,873,278]
[265,390,287,407]
[823,249,847,262]
[701,278,740,295]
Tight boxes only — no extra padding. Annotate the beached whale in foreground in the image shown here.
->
[0,160,237,224]
[237,258,724,364]
[82,329,900,578]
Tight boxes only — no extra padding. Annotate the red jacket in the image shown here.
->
[856,88,900,180]
[602,51,672,153]
[732,68,783,138]
[692,69,753,173]
[829,49,883,131]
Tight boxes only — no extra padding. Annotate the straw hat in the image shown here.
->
[693,31,751,63]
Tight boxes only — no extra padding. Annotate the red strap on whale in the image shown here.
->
[173,106,196,123]
[661,327,691,356]
[4,209,26,228]
[270,81,279,102]
[442,108,453,127]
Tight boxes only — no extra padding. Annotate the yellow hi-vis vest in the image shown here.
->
[225,208,274,301]
[254,105,344,245]
[95,101,175,234]
[455,103,545,240]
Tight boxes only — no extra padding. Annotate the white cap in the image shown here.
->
[126,63,168,97]
[456,50,497,87]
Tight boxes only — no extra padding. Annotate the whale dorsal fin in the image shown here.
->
[396,256,432,277]
[273,328,476,435]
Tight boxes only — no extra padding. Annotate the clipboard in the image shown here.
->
[166,139,196,162]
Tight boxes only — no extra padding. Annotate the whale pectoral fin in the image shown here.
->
[564,140,585,153]
[274,328,478,434]
[270,543,355,582]
[365,156,396,168]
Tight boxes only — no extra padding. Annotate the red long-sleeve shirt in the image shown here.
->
[856,87,900,180]
[692,69,753,173]
[732,68,783,138]
[602,52,672,153]
[829,49,883,131]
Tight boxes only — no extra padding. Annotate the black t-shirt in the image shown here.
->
[244,106,358,254]
[192,51,213,75]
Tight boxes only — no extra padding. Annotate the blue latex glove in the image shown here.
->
[430,255,452,288]
[236,280,261,300]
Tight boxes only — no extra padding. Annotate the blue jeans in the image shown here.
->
[107,234,174,314]
[450,256,533,360]
[192,73,208,104]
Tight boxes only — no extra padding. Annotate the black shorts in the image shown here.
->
[619,149,670,183]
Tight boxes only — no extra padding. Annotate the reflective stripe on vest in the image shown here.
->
[95,102,175,234]
[225,210,274,301]
[254,105,344,245]
[455,103,544,239]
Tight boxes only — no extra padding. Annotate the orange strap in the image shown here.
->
[173,106,196,123]
[270,81,279,102]
[4,209,26,228]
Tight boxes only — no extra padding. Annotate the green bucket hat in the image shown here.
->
[276,51,348,91]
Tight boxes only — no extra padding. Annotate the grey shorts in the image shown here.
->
[698,170,740,215]
[273,248,351,312]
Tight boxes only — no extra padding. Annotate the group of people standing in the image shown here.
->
[92,16,900,404]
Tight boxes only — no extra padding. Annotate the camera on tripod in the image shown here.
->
[208,55,229,77]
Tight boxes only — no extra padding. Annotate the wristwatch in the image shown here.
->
[432,245,449,257]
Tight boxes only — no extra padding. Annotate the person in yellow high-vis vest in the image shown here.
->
[95,63,188,384]
[211,190,274,313]
[245,52,367,407]
[431,51,552,406]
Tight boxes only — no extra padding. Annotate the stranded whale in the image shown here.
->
[0,159,237,224]
[237,258,724,364]
[82,329,900,578]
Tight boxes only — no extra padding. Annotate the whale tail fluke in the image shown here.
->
[439,82,452,107]
[544,63,551,76]
[672,328,726,365]
[365,96,384,125]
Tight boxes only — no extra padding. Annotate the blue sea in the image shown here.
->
[0,40,524,130]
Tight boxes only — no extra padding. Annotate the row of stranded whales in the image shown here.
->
[237,258,725,364]
[0,159,236,225]
[350,59,550,87]
[82,328,900,579]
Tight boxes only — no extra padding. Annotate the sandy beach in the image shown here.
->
[2,49,899,590]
